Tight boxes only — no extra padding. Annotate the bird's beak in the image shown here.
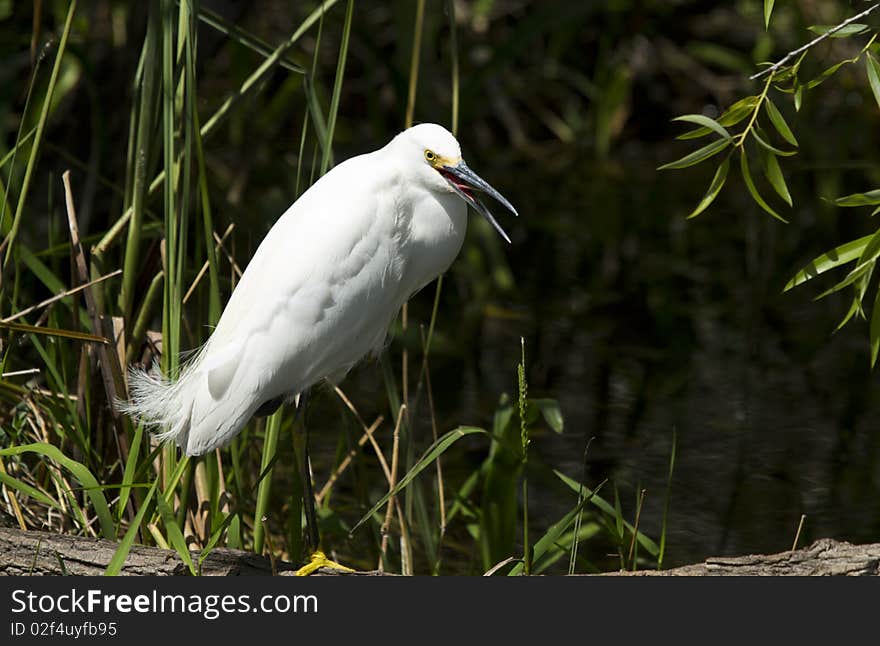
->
[439,160,518,244]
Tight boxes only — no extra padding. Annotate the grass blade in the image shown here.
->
[554,469,659,556]
[0,443,115,539]
[319,0,354,176]
[119,3,160,324]
[105,478,158,575]
[0,320,108,344]
[1,0,77,269]
[117,423,144,522]
[155,490,197,575]
[350,426,487,535]
[253,408,283,554]
[0,471,61,511]
[195,4,305,74]
[508,481,602,575]
[657,428,677,570]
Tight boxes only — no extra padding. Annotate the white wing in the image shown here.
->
[126,148,409,455]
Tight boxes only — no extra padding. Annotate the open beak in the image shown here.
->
[439,160,518,244]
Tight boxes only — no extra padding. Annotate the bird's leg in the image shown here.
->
[299,395,320,553]
[293,390,353,576]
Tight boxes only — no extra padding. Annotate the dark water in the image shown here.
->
[328,138,880,570]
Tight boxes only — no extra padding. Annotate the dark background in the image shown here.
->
[2,0,879,569]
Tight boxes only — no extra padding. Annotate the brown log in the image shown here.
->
[0,527,877,575]
[603,538,880,576]
[0,527,376,576]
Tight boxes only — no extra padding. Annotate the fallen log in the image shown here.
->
[0,527,877,575]
[605,537,880,576]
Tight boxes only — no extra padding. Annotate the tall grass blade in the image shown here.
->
[658,428,677,569]
[1,0,77,271]
[508,482,600,575]
[105,478,158,575]
[253,409,283,554]
[155,490,197,574]
[119,3,160,323]
[320,0,354,176]
[554,469,660,556]
[117,423,144,522]
[351,426,487,534]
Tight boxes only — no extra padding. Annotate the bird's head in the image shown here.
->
[395,123,518,243]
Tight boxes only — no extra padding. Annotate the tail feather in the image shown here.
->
[119,346,254,456]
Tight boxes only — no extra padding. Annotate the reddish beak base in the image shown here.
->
[439,168,474,201]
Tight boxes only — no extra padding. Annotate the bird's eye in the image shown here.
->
[424,149,436,163]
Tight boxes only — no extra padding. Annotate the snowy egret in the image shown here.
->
[122,122,518,570]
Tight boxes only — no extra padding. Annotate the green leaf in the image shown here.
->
[794,85,803,112]
[350,426,488,534]
[836,296,862,332]
[532,398,564,433]
[677,97,757,140]
[199,510,242,565]
[763,99,798,147]
[763,151,792,206]
[718,96,760,124]
[155,492,197,575]
[763,0,774,29]
[0,471,61,511]
[854,266,874,315]
[554,469,659,556]
[807,23,869,38]
[687,156,730,219]
[740,151,788,223]
[117,423,143,522]
[848,226,880,282]
[750,127,797,156]
[866,54,880,110]
[106,478,158,575]
[0,443,115,539]
[814,229,880,299]
[816,262,874,300]
[806,59,852,89]
[871,288,880,367]
[834,189,880,207]
[507,486,598,575]
[671,114,731,140]
[657,137,730,170]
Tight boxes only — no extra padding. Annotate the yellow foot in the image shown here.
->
[294,550,355,576]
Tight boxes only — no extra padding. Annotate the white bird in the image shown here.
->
[122,123,517,457]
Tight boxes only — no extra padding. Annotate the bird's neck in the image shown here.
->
[398,187,467,296]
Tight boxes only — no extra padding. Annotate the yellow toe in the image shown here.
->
[294,550,355,576]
